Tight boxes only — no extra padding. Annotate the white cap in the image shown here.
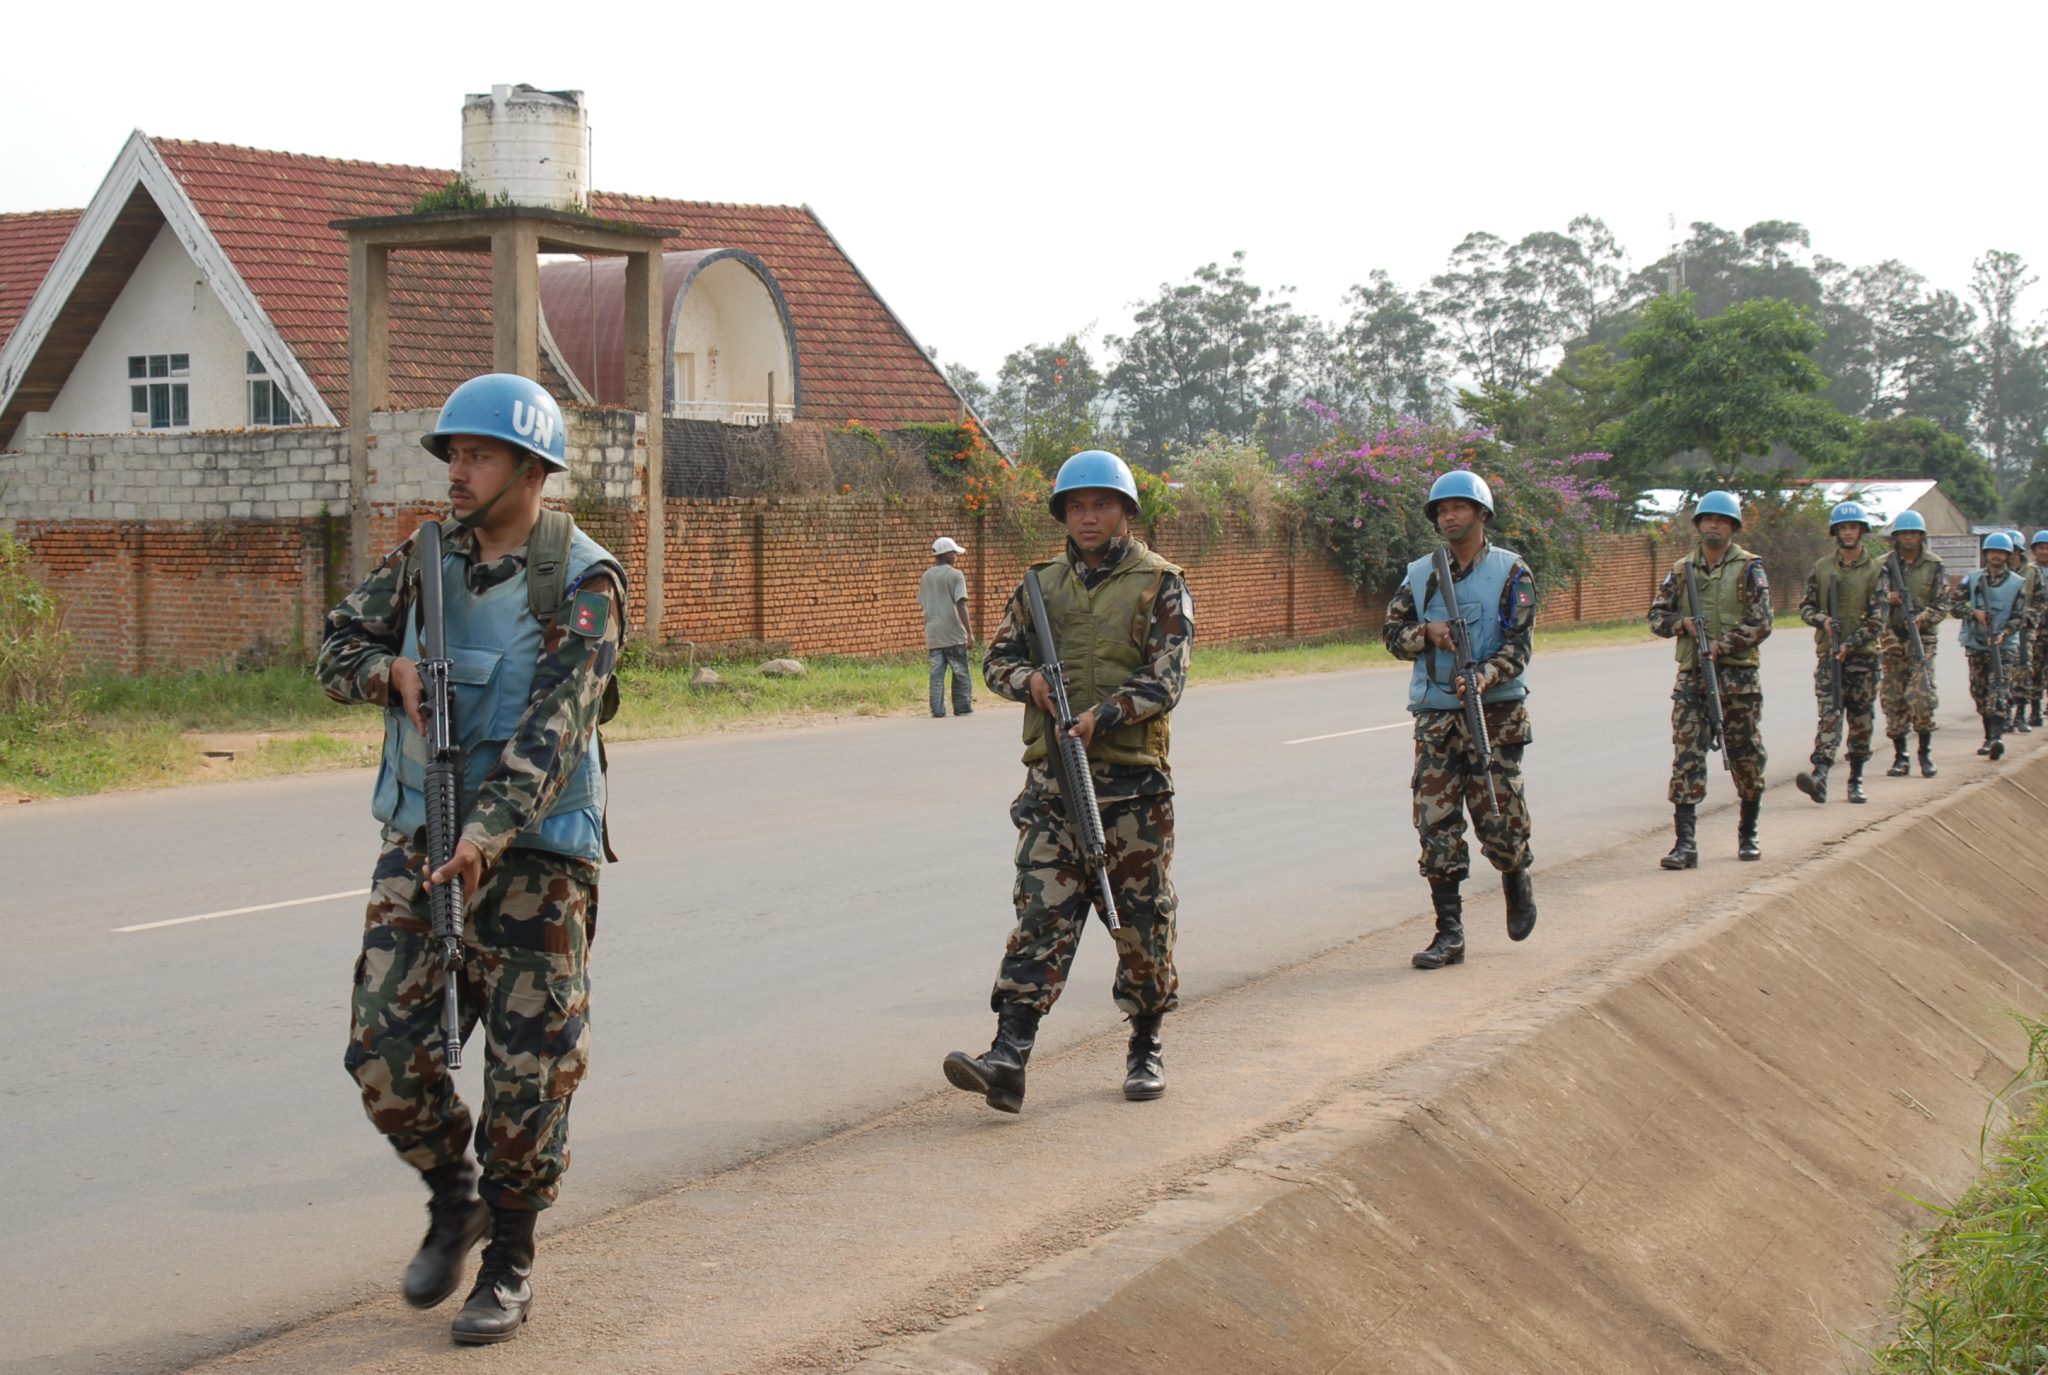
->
[932,536,965,555]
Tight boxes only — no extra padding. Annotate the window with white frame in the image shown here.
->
[246,351,303,426]
[128,353,190,428]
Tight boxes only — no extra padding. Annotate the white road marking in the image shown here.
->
[115,888,367,934]
[1283,722,1409,746]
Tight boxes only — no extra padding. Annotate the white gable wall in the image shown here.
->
[672,258,793,418]
[18,224,256,439]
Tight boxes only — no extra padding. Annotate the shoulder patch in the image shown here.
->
[1749,561,1769,589]
[569,588,611,638]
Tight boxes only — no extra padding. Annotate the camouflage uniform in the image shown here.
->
[317,522,622,1211]
[1381,544,1536,883]
[1959,567,2024,728]
[1877,551,1952,740]
[1648,547,1773,804]
[980,535,1193,1017]
[1798,552,1889,768]
[2030,560,2048,715]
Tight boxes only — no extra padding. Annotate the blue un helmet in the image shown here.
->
[1984,531,2016,554]
[1889,510,1927,535]
[1692,490,1744,529]
[2008,528,2026,551]
[2033,530,2048,548]
[423,373,568,472]
[1424,469,1494,522]
[1050,449,1140,518]
[1828,500,1871,531]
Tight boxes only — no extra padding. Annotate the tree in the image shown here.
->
[2006,444,2048,529]
[1107,253,1304,460]
[943,361,992,422]
[1806,416,1999,520]
[1970,250,2048,488]
[1461,344,1628,468]
[1338,270,1445,421]
[986,335,1109,476]
[1611,292,1854,488]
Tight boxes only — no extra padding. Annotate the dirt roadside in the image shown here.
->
[190,739,2048,1374]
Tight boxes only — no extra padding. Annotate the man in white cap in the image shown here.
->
[920,536,974,716]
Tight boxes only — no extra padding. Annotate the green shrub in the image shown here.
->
[0,532,74,714]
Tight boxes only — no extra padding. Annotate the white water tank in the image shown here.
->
[460,85,589,210]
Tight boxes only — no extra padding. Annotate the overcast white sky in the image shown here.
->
[8,0,2044,384]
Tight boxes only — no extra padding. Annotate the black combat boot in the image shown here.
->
[1659,804,1698,870]
[450,1206,536,1345]
[403,1160,489,1310]
[1123,1013,1165,1101]
[1989,719,2006,761]
[1978,721,1994,756]
[1737,798,1762,861]
[2032,698,2043,728]
[1794,761,1830,804]
[1885,736,1911,777]
[2012,706,2031,734]
[942,1003,1041,1113]
[1411,880,1465,970]
[1918,731,1937,777]
[1846,758,1868,804]
[1503,868,1537,941]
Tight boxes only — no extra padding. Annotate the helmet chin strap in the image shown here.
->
[452,454,536,530]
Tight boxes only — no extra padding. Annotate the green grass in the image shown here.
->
[79,664,354,731]
[1870,1016,2048,1372]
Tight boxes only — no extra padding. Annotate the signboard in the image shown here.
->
[1929,533,1984,570]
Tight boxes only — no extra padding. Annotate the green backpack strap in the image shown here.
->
[526,509,575,624]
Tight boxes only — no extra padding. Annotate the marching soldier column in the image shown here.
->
[1877,511,1951,779]
[1794,502,1890,805]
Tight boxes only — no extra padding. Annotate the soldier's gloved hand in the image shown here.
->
[427,839,485,898]
[389,656,427,735]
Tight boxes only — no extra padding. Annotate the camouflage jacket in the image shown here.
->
[1380,540,1535,706]
[983,534,1194,801]
[315,521,623,867]
[1647,546,1774,661]
[1799,552,1889,656]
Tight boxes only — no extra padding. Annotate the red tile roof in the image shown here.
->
[149,139,962,425]
[0,209,83,350]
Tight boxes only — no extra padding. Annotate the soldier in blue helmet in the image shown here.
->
[2006,529,2046,734]
[1876,510,1952,778]
[316,373,627,1345]
[1959,532,2025,757]
[1648,490,1773,864]
[2025,531,2048,727]
[1794,500,1892,804]
[1381,469,1539,970]
[944,450,1194,1112]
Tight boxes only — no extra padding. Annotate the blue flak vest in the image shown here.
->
[371,525,623,864]
[1404,545,1531,714]
[1958,570,2022,653]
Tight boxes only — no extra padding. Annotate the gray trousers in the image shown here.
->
[929,645,972,716]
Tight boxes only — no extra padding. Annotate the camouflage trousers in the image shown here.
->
[344,834,596,1211]
[1966,643,2023,721]
[992,771,1178,1018]
[2030,632,2048,700]
[1878,635,1940,738]
[1668,666,1766,804]
[1411,702,1533,884]
[1809,654,1880,767]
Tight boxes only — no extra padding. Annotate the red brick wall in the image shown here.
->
[23,519,341,674]
[27,499,1756,671]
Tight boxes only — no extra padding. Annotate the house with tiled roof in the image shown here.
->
[0,128,968,447]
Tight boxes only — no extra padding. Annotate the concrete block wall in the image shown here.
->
[0,427,350,523]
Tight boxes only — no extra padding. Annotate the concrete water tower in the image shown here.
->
[460,84,590,210]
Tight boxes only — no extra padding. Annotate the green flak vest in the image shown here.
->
[1020,542,1181,770]
[1812,551,1883,659]
[1674,545,1764,670]
[1888,554,1946,644]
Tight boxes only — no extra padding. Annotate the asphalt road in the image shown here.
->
[0,631,1981,1374]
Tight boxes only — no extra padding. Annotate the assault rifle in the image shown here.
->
[1822,577,1846,734]
[1885,551,1934,698]
[415,520,467,1070]
[1022,570,1134,951]
[1682,561,1730,771]
[1976,574,2010,705]
[1431,545,1501,812]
